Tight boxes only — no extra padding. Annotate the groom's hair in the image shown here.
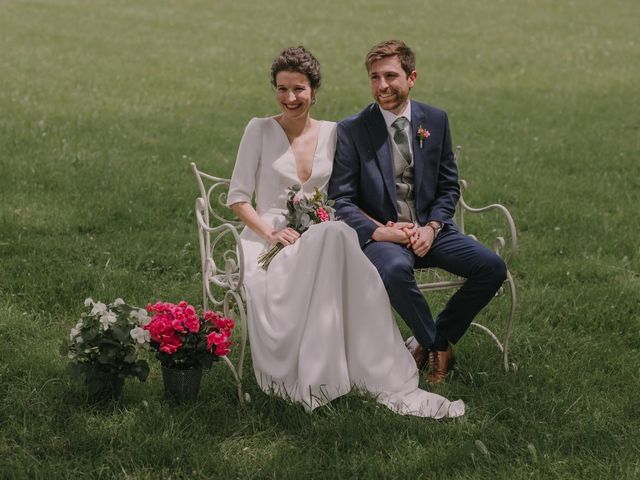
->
[365,40,416,77]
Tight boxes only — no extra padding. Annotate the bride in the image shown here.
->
[226,46,464,418]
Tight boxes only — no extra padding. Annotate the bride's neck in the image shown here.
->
[278,115,313,138]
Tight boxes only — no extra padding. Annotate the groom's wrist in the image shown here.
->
[426,221,443,238]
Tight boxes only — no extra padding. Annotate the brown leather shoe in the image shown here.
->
[426,346,456,384]
[411,343,428,371]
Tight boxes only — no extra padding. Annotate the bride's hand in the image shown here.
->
[372,224,411,245]
[386,221,414,230]
[269,228,301,246]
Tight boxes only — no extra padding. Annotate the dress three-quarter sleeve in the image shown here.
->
[226,118,263,206]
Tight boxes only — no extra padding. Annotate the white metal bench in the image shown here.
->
[191,147,517,403]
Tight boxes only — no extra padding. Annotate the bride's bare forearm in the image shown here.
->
[230,202,274,241]
[231,202,300,246]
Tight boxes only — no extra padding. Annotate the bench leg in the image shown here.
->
[502,269,517,372]
[221,356,244,403]
[223,289,250,404]
[468,269,516,372]
[469,322,503,349]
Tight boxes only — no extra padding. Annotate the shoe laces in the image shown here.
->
[428,350,439,373]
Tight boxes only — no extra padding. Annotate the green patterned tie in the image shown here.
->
[392,117,411,164]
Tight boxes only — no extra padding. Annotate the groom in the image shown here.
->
[328,40,507,383]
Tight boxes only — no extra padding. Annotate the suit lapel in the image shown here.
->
[364,104,397,212]
[411,101,428,202]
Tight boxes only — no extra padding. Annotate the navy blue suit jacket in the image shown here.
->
[328,100,460,247]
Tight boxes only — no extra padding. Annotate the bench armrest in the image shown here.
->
[456,179,518,266]
[195,198,245,301]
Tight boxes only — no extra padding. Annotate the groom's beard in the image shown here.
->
[375,90,409,115]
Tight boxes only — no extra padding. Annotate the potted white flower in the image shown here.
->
[61,298,150,401]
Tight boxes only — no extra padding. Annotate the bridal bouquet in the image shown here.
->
[143,301,235,370]
[258,184,336,269]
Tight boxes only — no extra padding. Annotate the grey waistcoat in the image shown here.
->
[391,140,417,223]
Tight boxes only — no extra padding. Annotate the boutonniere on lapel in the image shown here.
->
[417,126,430,148]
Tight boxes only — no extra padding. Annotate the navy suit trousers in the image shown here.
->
[363,228,507,350]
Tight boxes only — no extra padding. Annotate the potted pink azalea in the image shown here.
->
[143,301,234,400]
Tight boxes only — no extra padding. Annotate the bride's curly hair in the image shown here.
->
[270,46,321,91]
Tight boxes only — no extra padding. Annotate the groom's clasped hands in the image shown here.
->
[372,221,436,257]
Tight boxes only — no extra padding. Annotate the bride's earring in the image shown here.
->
[311,97,317,105]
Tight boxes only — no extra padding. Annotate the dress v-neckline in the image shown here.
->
[271,117,322,185]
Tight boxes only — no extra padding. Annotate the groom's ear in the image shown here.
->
[407,70,417,88]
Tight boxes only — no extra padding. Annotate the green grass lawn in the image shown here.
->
[1,0,639,478]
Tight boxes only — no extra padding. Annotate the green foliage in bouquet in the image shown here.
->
[61,298,150,398]
[258,184,336,269]
[283,184,336,230]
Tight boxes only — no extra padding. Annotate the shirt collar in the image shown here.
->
[380,100,412,129]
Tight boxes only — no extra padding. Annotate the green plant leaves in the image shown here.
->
[61,299,150,388]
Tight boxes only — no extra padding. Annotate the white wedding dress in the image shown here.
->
[226,117,465,418]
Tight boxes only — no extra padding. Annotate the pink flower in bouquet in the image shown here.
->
[316,207,330,222]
